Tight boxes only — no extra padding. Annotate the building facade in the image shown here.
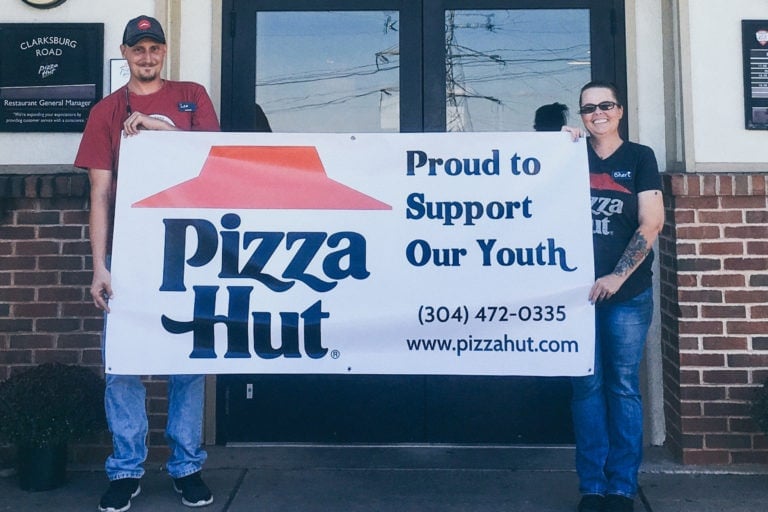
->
[1,0,767,465]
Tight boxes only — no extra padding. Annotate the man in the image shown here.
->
[74,15,220,512]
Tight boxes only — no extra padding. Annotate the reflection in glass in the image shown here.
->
[445,10,591,132]
[255,11,400,132]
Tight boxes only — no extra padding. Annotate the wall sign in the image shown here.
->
[0,23,103,132]
[21,0,68,8]
[742,20,768,130]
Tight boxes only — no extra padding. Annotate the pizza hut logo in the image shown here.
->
[757,30,768,46]
[133,146,392,210]
[138,19,152,31]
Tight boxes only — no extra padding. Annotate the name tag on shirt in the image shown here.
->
[612,170,633,182]
[178,102,197,112]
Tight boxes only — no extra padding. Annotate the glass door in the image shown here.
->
[219,0,625,445]
[222,0,422,132]
[422,1,624,132]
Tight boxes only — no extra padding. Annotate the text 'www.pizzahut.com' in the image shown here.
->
[405,335,579,357]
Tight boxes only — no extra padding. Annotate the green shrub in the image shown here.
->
[0,363,107,448]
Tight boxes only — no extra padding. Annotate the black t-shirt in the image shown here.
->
[588,140,662,303]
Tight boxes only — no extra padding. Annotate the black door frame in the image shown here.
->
[217,0,626,445]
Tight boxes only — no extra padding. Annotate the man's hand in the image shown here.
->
[123,111,178,136]
[90,266,113,313]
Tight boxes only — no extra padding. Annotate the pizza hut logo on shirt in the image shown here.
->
[757,30,768,46]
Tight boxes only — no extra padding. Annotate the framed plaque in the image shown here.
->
[0,23,103,132]
[110,59,129,93]
[742,20,768,130]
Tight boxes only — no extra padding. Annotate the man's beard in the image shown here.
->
[133,65,159,83]
[137,72,158,82]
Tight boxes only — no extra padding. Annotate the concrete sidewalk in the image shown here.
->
[2,446,767,511]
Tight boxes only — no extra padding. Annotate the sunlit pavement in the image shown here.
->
[2,446,767,511]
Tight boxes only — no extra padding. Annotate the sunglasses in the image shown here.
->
[578,101,619,115]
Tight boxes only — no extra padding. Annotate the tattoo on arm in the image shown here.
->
[612,230,650,277]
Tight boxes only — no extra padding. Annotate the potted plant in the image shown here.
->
[0,362,107,491]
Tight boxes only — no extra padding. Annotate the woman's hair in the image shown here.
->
[579,80,624,107]
[533,102,569,131]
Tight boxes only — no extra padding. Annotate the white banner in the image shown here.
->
[106,131,595,376]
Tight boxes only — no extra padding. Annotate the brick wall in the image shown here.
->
[4,168,768,466]
[660,173,768,465]
[0,170,170,466]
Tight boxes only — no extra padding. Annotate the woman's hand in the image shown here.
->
[561,125,585,142]
[589,274,625,304]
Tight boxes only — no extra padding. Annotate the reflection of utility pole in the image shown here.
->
[378,16,400,130]
[446,10,472,131]
[376,40,400,131]
[383,15,398,34]
[446,12,504,131]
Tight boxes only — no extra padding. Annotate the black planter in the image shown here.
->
[16,443,68,491]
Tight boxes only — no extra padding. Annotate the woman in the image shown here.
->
[570,81,664,512]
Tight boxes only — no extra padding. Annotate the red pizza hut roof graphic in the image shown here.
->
[132,145,392,210]
[589,173,631,195]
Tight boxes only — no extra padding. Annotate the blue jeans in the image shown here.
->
[104,373,207,480]
[571,287,653,498]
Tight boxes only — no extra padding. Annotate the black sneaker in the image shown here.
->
[98,478,141,512]
[577,494,605,512]
[605,494,634,512]
[173,472,214,508]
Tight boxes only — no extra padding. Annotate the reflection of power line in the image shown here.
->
[461,66,587,85]
[452,43,589,65]
[256,16,400,116]
[455,42,590,56]
[445,11,590,131]
[257,11,588,124]
[257,63,398,87]
[376,44,399,70]
[267,87,399,113]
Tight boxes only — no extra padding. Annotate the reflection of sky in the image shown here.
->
[256,11,400,132]
[255,9,589,132]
